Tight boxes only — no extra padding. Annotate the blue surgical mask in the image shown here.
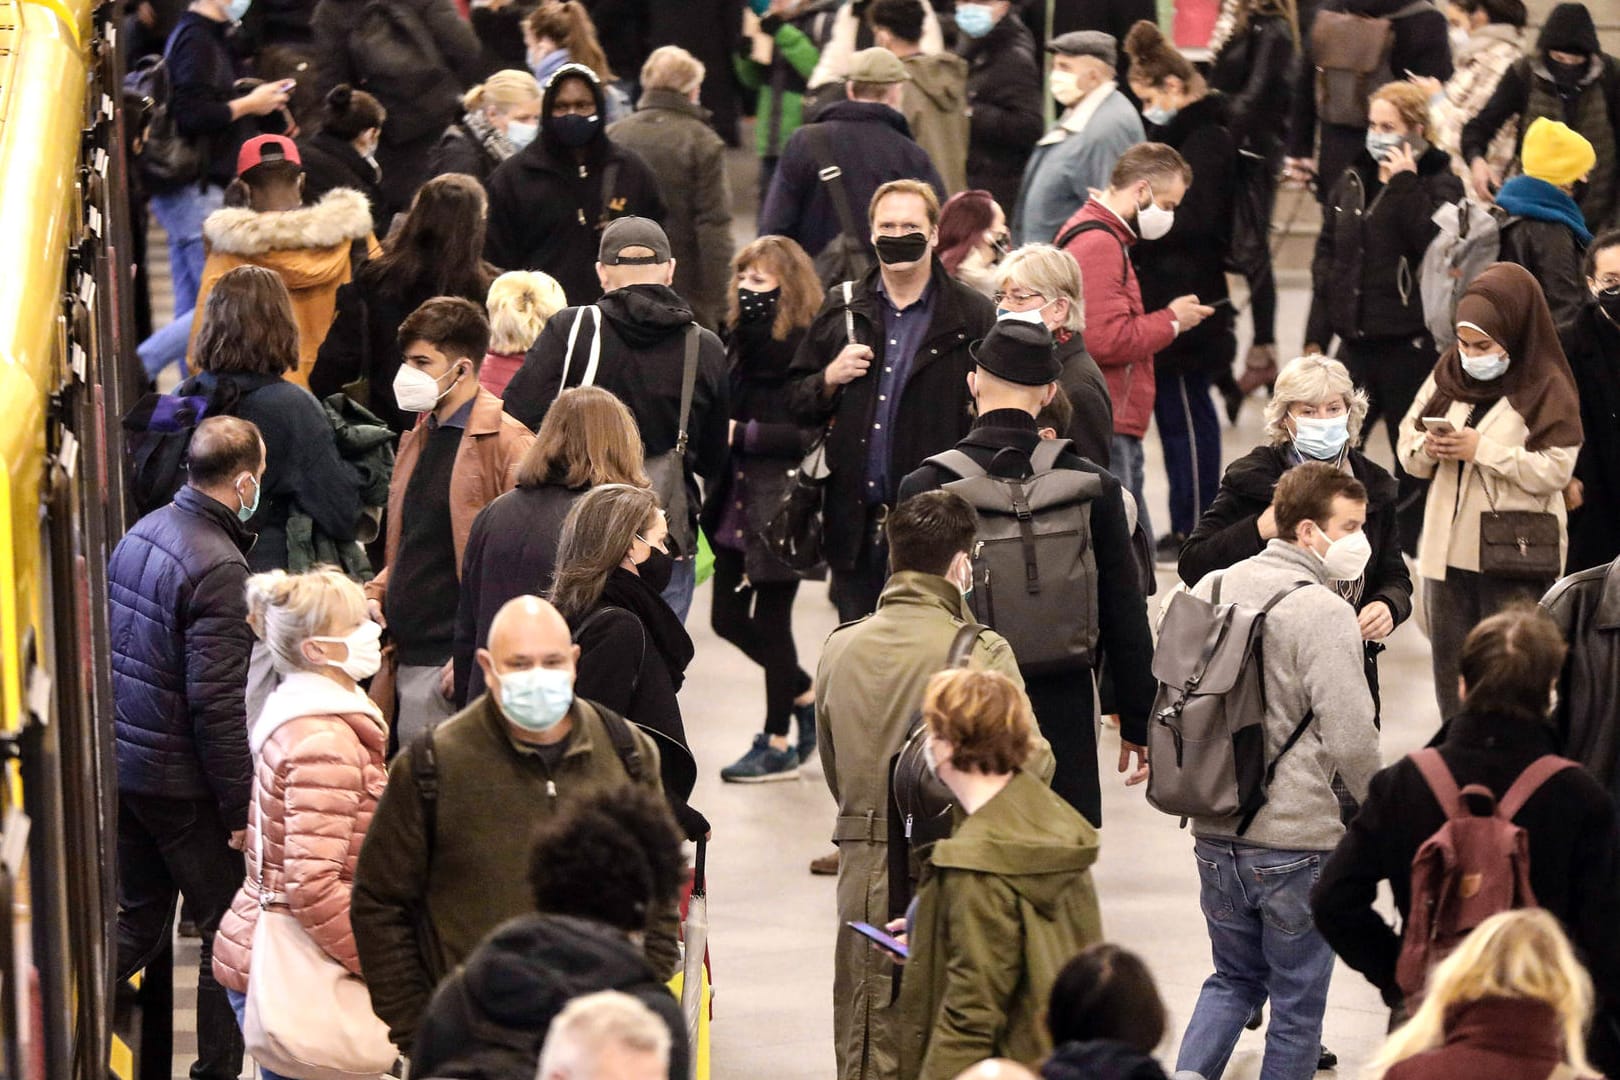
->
[1292,414,1350,461]
[496,666,575,732]
[1365,131,1404,162]
[1142,104,1178,126]
[955,2,994,38]
[225,0,250,21]
[506,119,538,150]
[1461,350,1510,382]
[235,473,261,522]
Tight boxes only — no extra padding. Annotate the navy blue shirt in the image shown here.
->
[865,275,937,504]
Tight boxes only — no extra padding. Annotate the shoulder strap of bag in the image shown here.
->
[1211,570,1224,605]
[1236,705,1319,834]
[1392,0,1433,16]
[1411,747,1465,819]
[593,702,647,783]
[252,775,276,904]
[1055,219,1129,276]
[412,724,440,864]
[807,124,861,245]
[557,306,603,400]
[841,280,857,345]
[1028,438,1071,474]
[929,448,987,480]
[1498,755,1576,819]
[674,325,700,454]
[946,623,986,668]
[598,158,622,228]
[1260,580,1315,615]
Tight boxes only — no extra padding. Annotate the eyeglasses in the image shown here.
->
[1595,275,1620,291]
[992,290,1046,305]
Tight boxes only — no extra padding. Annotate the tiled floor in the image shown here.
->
[155,139,1442,1080]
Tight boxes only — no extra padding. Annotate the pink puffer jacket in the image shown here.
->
[213,672,388,992]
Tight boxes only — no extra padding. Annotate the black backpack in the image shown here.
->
[124,53,207,191]
[348,0,459,143]
[121,377,243,516]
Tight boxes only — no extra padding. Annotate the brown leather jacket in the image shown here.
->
[213,672,390,991]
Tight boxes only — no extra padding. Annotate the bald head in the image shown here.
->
[477,595,579,708]
[951,1062,1040,1080]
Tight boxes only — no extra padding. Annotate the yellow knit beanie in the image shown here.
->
[1521,117,1596,187]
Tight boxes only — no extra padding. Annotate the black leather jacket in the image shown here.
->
[1544,559,1620,796]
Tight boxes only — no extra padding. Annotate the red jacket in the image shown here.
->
[1383,998,1576,1080]
[1059,199,1176,439]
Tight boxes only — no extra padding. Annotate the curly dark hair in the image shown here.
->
[527,784,685,932]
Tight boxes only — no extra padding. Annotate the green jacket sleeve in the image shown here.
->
[635,731,683,980]
[918,872,1024,1079]
[774,22,820,80]
[733,53,764,92]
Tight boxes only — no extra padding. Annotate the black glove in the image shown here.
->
[759,11,784,35]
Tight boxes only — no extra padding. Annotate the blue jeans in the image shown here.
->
[1154,370,1222,537]
[138,307,194,380]
[1176,839,1336,1080]
[661,556,696,624]
[148,184,224,316]
[1109,433,1153,548]
[225,989,292,1080]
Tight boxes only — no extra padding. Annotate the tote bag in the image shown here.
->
[242,796,396,1080]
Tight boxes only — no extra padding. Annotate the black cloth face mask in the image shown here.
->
[737,286,780,323]
[875,232,929,265]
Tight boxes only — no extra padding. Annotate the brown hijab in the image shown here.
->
[1418,262,1583,452]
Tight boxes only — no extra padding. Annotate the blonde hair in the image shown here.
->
[995,244,1085,333]
[1367,910,1595,1078]
[921,668,1033,775]
[1263,354,1370,447]
[537,991,670,1078]
[1370,80,1433,141]
[463,69,542,116]
[640,45,705,96]
[869,178,941,229]
[486,271,567,354]
[516,386,650,489]
[244,569,368,676]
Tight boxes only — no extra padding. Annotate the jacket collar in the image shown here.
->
[466,387,509,437]
[633,88,710,122]
[251,671,385,755]
[1042,81,1121,144]
[173,484,256,554]
[1442,997,1564,1062]
[478,691,600,761]
[1083,195,1139,244]
[854,260,975,344]
[1598,558,1620,630]
[1257,538,1330,584]
[1148,92,1227,144]
[202,188,374,255]
[875,570,970,619]
[1443,707,1561,753]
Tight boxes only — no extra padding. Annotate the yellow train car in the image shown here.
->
[0,0,145,1075]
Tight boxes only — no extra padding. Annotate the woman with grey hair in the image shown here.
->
[992,244,1114,469]
[1178,354,1413,650]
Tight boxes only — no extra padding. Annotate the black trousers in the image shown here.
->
[117,793,245,1080]
[1027,670,1102,827]
[710,546,812,736]
[830,504,890,624]
[1341,334,1435,555]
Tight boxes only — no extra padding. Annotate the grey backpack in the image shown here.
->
[1145,575,1315,832]
[926,440,1102,675]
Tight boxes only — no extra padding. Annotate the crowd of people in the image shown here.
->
[109,0,1620,1077]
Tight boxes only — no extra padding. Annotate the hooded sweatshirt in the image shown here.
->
[409,913,690,1080]
[188,188,377,386]
[900,51,971,195]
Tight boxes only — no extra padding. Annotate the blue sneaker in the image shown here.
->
[794,701,817,763]
[720,734,800,783]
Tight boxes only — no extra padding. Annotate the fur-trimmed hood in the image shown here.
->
[203,188,374,257]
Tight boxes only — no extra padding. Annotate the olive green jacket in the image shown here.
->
[895,770,1103,1080]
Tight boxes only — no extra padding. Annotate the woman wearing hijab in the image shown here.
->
[1398,262,1583,719]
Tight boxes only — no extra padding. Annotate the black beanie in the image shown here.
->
[1537,2,1599,56]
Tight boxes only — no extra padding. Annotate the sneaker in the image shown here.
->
[1155,532,1188,566]
[720,734,800,783]
[794,700,817,763]
[810,850,840,875]
[1317,1046,1337,1071]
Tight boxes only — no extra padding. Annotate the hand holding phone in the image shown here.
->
[848,921,908,960]
[1421,417,1455,435]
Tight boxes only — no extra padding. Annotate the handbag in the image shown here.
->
[242,793,396,1080]
[1475,470,1562,581]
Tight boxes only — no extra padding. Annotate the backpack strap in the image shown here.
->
[1236,707,1317,835]
[1027,438,1071,474]
[1259,580,1315,615]
[1391,0,1433,16]
[807,124,861,248]
[674,325,700,455]
[411,725,440,864]
[946,623,986,668]
[1211,570,1224,605]
[592,702,647,784]
[1055,219,1129,277]
[557,305,603,399]
[1497,755,1576,820]
[597,158,622,230]
[1410,748,1465,819]
[927,448,987,480]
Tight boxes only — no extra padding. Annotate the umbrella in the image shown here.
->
[680,837,708,1080]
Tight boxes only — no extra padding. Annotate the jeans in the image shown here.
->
[1154,370,1222,537]
[710,545,812,736]
[138,309,194,380]
[1109,434,1154,548]
[1176,840,1336,1080]
[661,556,697,624]
[1423,570,1553,721]
[117,793,246,1080]
[225,989,292,1080]
[148,184,224,317]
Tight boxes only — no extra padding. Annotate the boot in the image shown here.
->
[1237,343,1279,396]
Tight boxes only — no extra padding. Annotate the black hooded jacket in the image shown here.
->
[1042,1040,1170,1080]
[410,913,689,1080]
[483,65,667,303]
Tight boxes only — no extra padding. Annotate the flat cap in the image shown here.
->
[846,46,911,84]
[598,216,672,265]
[1047,30,1117,67]
[972,319,1061,386]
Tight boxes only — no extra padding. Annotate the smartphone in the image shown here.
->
[1207,297,1235,311]
[1422,417,1456,435]
[280,79,297,92]
[848,921,908,960]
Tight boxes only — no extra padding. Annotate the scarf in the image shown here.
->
[1418,262,1583,451]
[1207,0,1242,56]
[461,108,516,164]
[1496,174,1594,243]
[599,566,695,690]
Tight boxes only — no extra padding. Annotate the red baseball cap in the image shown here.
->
[236,134,301,177]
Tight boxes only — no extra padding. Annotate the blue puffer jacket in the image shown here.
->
[110,484,256,829]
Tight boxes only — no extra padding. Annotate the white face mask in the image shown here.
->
[392,361,463,413]
[1136,185,1175,240]
[996,304,1049,326]
[1048,69,1083,107]
[1309,525,1373,581]
[1460,350,1510,382]
[308,620,383,681]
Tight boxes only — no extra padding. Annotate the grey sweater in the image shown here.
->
[1189,540,1380,851]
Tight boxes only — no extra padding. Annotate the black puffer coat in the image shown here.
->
[1560,302,1620,573]
[410,913,689,1080]
[483,69,667,305]
[786,261,996,570]
[109,485,256,829]
[957,12,1044,212]
[1306,146,1463,348]
[699,323,816,584]
[1208,12,1297,158]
